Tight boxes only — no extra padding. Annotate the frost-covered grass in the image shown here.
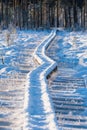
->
[56,30,87,79]
[0,29,50,130]
[0,30,49,76]
[0,29,87,130]
[47,30,87,96]
[46,30,87,130]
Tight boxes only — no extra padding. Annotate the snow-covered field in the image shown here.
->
[0,30,50,75]
[58,30,87,77]
[0,30,50,130]
[46,30,87,130]
[47,29,87,83]
[0,29,87,130]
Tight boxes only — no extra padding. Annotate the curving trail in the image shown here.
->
[25,30,59,130]
[0,31,51,130]
[46,32,87,130]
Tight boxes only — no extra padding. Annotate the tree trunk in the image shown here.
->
[5,0,9,28]
[84,0,85,29]
[33,1,35,28]
[1,0,3,25]
[81,8,83,28]
[64,7,68,28]
[57,0,59,27]
[39,0,42,27]
[37,3,39,28]
[85,0,87,28]
[46,3,50,28]
[73,0,77,28]
[68,7,71,28]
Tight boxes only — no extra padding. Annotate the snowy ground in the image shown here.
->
[0,30,50,130]
[58,30,87,78]
[46,30,87,130]
[0,29,87,130]
[0,30,50,75]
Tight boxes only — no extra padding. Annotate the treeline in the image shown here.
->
[0,0,87,29]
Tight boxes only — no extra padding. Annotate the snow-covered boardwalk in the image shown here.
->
[1,29,87,130]
[25,30,58,130]
[46,30,87,130]
[1,30,58,130]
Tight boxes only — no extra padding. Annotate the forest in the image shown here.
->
[0,1,87,130]
[0,0,87,29]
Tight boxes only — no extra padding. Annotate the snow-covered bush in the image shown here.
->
[0,23,17,64]
[5,30,10,46]
[4,23,17,46]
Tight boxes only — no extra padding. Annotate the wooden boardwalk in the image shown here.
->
[46,36,87,130]
[0,46,38,130]
[0,30,58,130]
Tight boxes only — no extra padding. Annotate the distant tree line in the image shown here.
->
[0,0,87,29]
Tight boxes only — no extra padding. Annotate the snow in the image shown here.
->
[0,68,6,75]
[46,29,87,130]
[56,30,87,78]
[0,30,49,73]
[0,28,87,130]
[0,29,51,130]
[25,30,58,130]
